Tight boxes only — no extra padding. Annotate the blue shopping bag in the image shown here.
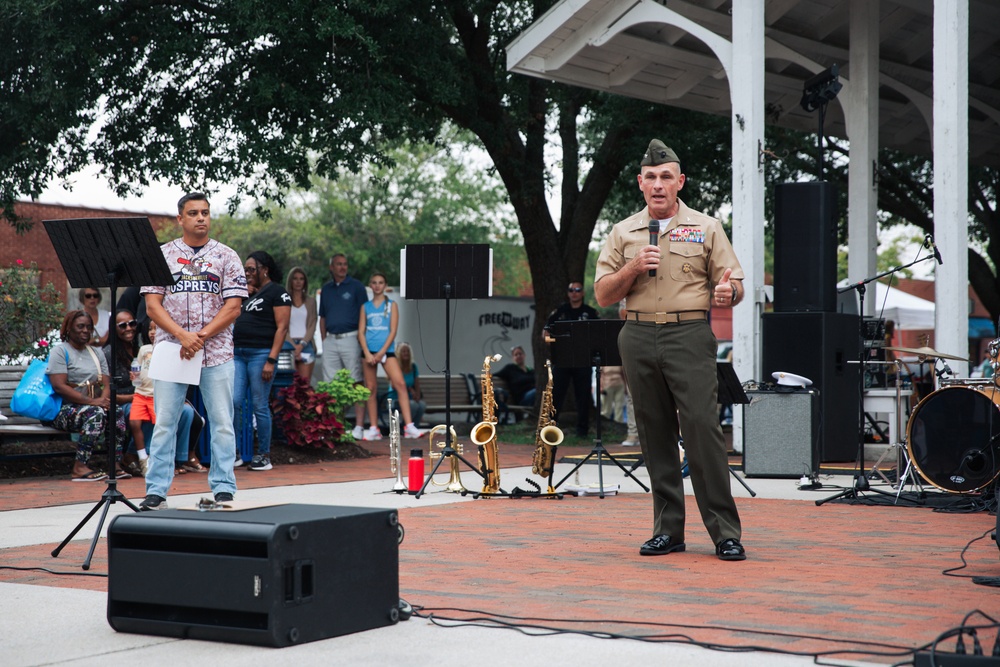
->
[10,358,63,422]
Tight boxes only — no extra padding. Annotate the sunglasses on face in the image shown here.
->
[244,266,257,274]
[116,320,138,330]
[84,293,100,299]
[568,287,583,293]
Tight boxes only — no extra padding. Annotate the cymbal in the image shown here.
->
[885,345,969,362]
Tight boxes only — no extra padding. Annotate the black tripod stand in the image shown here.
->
[549,319,649,498]
[818,253,937,506]
[401,244,490,499]
[45,216,173,569]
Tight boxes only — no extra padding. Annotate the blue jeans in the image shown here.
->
[234,348,276,456]
[146,362,237,499]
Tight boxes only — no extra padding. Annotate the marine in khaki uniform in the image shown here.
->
[594,139,747,561]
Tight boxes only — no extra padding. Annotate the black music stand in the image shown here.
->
[627,362,756,497]
[401,244,492,498]
[45,217,174,569]
[549,319,649,497]
[716,362,756,496]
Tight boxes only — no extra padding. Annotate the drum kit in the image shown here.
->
[876,342,1000,496]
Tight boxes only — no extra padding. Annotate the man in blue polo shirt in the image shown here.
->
[319,253,369,439]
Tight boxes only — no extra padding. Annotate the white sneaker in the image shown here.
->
[363,426,382,441]
[352,425,364,440]
[620,439,639,447]
[403,423,426,439]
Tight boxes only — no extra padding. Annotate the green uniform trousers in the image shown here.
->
[619,318,742,544]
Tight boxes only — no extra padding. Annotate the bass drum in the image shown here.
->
[906,385,1000,493]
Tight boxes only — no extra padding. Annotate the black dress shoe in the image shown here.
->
[716,538,746,561]
[639,534,686,556]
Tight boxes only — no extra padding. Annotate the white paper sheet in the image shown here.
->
[148,341,203,385]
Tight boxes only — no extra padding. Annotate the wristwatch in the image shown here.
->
[266,357,278,365]
[730,284,738,302]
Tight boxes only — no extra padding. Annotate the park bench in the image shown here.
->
[0,364,73,461]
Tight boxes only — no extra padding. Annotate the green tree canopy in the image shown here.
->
[1,0,737,378]
[210,128,531,296]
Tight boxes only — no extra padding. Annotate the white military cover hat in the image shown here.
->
[772,371,813,388]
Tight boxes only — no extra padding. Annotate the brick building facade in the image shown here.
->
[1,201,176,306]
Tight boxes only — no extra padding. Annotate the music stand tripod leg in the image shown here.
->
[552,369,650,495]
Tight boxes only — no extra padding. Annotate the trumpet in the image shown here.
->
[388,399,406,493]
[428,424,466,493]
[472,354,503,494]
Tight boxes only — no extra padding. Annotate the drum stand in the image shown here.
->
[866,360,928,501]
[866,361,905,483]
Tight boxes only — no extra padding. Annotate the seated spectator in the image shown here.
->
[78,288,110,347]
[387,342,426,427]
[103,309,145,476]
[115,285,152,345]
[494,346,536,407]
[48,310,128,481]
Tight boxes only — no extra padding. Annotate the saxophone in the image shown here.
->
[471,354,503,494]
[531,360,564,484]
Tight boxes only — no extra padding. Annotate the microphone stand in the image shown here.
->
[817,253,937,506]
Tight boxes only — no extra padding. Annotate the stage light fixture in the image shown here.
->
[800,64,842,113]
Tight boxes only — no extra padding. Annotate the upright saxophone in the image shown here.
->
[471,354,503,494]
[531,359,564,484]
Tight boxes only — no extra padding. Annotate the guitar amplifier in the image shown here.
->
[107,504,400,647]
[743,389,819,478]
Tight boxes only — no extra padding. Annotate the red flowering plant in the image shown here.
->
[0,260,63,364]
[274,369,371,449]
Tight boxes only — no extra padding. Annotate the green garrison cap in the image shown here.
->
[640,139,680,167]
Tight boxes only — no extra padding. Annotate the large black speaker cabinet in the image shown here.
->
[743,389,819,477]
[773,181,838,312]
[108,504,400,647]
[762,312,859,462]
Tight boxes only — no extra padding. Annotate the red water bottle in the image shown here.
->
[407,449,424,494]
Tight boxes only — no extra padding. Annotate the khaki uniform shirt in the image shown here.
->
[595,199,744,313]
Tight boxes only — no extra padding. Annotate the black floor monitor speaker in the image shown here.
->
[108,504,400,647]
[762,312,859,462]
[743,389,819,478]
[773,181,838,312]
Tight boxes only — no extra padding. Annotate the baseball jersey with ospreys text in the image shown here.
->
[141,239,248,367]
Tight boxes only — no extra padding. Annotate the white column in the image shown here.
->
[933,0,969,374]
[847,0,879,317]
[730,0,765,453]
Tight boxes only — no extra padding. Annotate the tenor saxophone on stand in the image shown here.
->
[387,399,406,493]
[531,360,564,492]
[471,354,503,494]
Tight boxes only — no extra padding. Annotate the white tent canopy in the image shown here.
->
[838,280,934,330]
